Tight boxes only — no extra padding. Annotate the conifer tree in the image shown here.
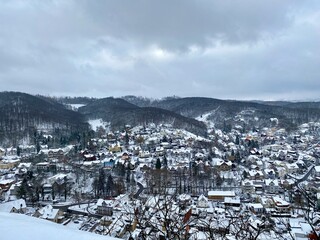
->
[156,158,162,169]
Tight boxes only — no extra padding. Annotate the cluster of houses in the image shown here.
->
[0,120,320,239]
[0,198,64,223]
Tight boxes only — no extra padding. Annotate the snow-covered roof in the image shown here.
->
[286,163,299,169]
[208,191,235,197]
[265,179,279,186]
[272,196,290,207]
[178,194,191,201]
[38,205,59,220]
[315,165,320,173]
[48,173,68,182]
[84,154,95,158]
[211,158,224,165]
[0,179,15,185]
[36,162,50,166]
[190,231,208,240]
[197,194,209,208]
[248,170,264,177]
[1,157,20,163]
[18,162,32,168]
[248,203,264,209]
[96,199,114,207]
[0,199,26,213]
[224,197,240,204]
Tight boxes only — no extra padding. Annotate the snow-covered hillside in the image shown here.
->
[67,104,86,110]
[88,119,110,131]
[0,212,119,240]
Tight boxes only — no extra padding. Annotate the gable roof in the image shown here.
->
[0,199,26,213]
[38,205,60,220]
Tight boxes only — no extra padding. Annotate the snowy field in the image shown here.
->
[88,119,110,131]
[0,212,119,240]
[67,104,86,109]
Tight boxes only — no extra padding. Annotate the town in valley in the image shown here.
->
[1,94,320,240]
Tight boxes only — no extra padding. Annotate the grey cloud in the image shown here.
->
[0,0,319,101]
[81,0,299,49]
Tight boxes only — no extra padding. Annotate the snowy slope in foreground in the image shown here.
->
[0,212,119,240]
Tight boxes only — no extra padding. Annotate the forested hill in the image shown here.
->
[78,97,207,137]
[123,96,320,130]
[3,92,319,146]
[0,92,89,145]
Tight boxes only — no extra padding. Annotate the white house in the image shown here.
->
[34,204,64,223]
[0,199,26,213]
[197,195,209,208]
[265,179,280,194]
[248,203,264,214]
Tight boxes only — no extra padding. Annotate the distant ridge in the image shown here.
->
[123,96,320,130]
[3,92,319,145]
[78,97,207,136]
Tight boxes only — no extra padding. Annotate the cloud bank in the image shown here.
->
[0,0,319,100]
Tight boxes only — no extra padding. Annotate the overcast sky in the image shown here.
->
[0,0,319,100]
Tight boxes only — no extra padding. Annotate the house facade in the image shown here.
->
[96,199,113,216]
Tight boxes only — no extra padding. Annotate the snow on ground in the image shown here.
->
[196,111,213,122]
[36,122,57,131]
[68,204,91,214]
[88,119,110,131]
[53,201,74,207]
[65,220,83,230]
[178,129,210,142]
[0,212,119,240]
[68,104,86,109]
[196,107,220,128]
